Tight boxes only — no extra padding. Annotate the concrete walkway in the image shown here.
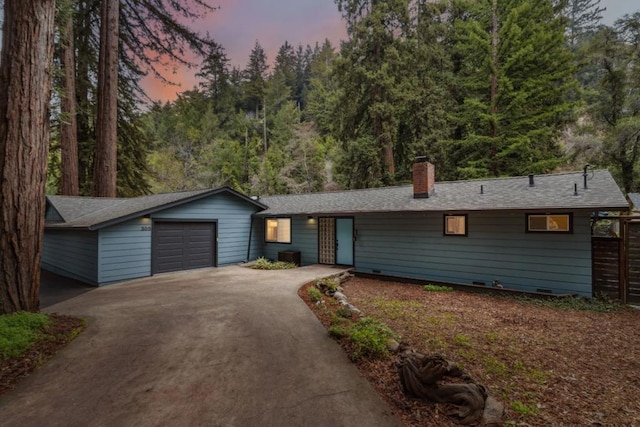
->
[0,265,400,427]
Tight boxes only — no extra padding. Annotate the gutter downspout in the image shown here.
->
[246,216,254,262]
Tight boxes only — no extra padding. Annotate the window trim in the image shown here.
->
[443,214,468,237]
[525,213,573,234]
[265,217,292,244]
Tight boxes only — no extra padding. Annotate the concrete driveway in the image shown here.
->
[0,265,400,427]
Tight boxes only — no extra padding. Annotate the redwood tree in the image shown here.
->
[60,11,80,196]
[0,0,57,314]
[93,0,119,197]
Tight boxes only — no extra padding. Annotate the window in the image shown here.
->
[527,213,572,233]
[265,218,291,243]
[444,214,467,236]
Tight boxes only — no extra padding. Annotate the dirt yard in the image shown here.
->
[300,277,640,426]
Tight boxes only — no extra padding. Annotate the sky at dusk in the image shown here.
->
[0,1,637,103]
[142,0,639,103]
[142,0,347,103]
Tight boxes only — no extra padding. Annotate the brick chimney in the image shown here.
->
[413,156,435,198]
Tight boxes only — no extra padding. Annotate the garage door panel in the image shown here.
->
[152,222,216,274]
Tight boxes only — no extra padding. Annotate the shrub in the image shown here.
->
[348,317,398,360]
[252,257,297,270]
[514,295,626,313]
[328,324,348,338]
[308,287,323,302]
[424,284,454,292]
[315,277,339,293]
[0,312,51,359]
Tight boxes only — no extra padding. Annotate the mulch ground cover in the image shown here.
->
[0,314,85,396]
[299,277,640,426]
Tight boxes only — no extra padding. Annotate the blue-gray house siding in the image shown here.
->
[98,218,152,284]
[262,211,592,296]
[261,216,319,265]
[42,230,98,284]
[43,190,263,286]
[151,192,259,266]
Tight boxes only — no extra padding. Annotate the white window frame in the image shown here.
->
[265,218,292,243]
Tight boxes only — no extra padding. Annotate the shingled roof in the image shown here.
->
[257,170,629,216]
[46,187,266,230]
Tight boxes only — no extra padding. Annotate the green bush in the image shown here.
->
[348,317,398,360]
[0,312,51,359]
[315,277,339,292]
[328,324,348,338]
[424,284,454,292]
[308,286,323,302]
[252,257,297,270]
[514,295,626,313]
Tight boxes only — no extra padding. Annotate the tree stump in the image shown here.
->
[398,352,504,426]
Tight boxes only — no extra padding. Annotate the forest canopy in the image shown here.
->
[44,0,640,197]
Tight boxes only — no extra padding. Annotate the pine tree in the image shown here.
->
[564,0,605,46]
[447,0,576,178]
[334,0,412,186]
[243,40,269,116]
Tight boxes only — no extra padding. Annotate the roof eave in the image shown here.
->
[90,186,267,230]
[254,204,630,217]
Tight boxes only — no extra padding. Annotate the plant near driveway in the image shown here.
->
[0,312,51,359]
[307,287,323,302]
[1,313,85,396]
[251,257,297,270]
[347,317,398,361]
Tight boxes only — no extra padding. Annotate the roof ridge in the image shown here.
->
[261,170,606,198]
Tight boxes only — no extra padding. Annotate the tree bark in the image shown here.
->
[489,0,499,176]
[0,0,56,314]
[60,14,80,196]
[93,0,119,197]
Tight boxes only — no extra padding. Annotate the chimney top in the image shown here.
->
[413,158,435,199]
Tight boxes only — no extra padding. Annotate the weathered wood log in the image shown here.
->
[398,353,504,426]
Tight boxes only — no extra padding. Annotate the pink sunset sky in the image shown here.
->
[139,0,637,103]
[141,0,347,103]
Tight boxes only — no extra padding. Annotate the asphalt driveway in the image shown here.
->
[0,265,400,427]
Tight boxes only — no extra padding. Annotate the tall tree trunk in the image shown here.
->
[0,0,56,314]
[60,14,80,196]
[93,0,119,197]
[489,0,499,176]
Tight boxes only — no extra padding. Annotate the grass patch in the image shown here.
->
[514,295,625,313]
[370,297,421,320]
[251,257,297,270]
[453,333,472,347]
[0,312,51,359]
[511,400,539,416]
[424,284,454,292]
[308,286,323,302]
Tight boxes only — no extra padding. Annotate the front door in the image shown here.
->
[336,218,354,266]
[318,217,354,266]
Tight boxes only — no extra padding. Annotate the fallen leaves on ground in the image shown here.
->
[300,278,640,426]
[0,314,85,396]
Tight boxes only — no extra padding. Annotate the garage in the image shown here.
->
[152,221,217,274]
[43,187,266,286]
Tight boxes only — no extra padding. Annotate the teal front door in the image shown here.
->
[336,218,354,266]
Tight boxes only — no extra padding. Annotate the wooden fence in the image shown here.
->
[592,219,640,304]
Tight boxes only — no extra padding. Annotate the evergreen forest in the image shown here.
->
[46,0,640,197]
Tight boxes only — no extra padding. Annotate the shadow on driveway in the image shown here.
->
[40,269,94,309]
